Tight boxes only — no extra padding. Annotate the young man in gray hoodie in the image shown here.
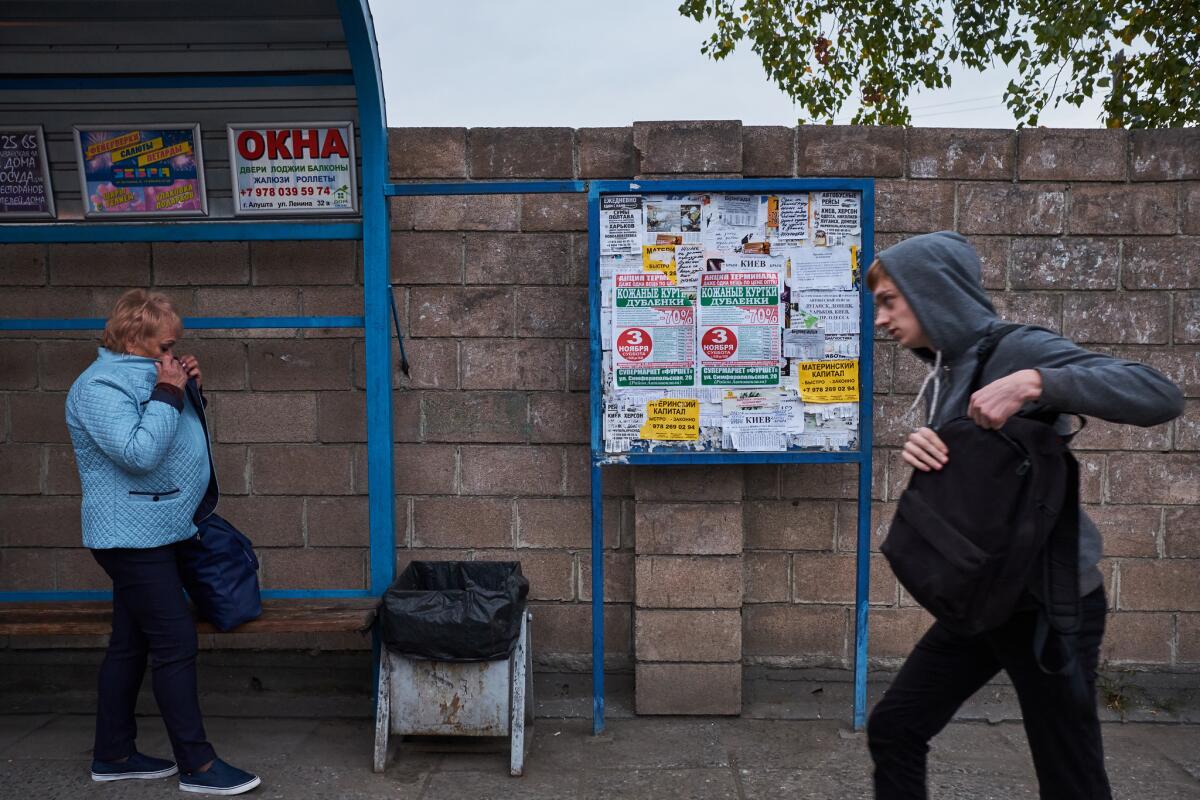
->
[865,231,1183,799]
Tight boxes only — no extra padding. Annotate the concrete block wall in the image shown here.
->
[2,122,1199,683]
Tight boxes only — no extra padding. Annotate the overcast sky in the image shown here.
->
[372,1,1105,129]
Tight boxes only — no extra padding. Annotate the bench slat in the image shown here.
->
[0,599,378,637]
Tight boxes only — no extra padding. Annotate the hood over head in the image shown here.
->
[876,231,996,362]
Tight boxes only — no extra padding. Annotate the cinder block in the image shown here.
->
[1185,184,1200,235]
[393,443,457,495]
[514,287,587,337]
[153,242,248,285]
[1062,292,1170,344]
[516,497,620,550]
[742,126,794,177]
[874,180,955,233]
[0,548,56,590]
[0,342,38,389]
[212,444,248,495]
[744,500,836,551]
[742,605,846,660]
[461,339,563,391]
[795,125,903,177]
[579,550,635,603]
[1175,292,1200,344]
[465,232,571,285]
[1177,400,1200,451]
[304,496,369,546]
[633,120,742,174]
[37,341,103,391]
[44,444,80,495]
[460,445,562,496]
[1071,418,1171,451]
[635,663,741,715]
[791,553,896,605]
[390,194,520,232]
[49,243,150,286]
[302,286,362,322]
[866,607,934,660]
[634,502,742,555]
[635,555,742,608]
[530,602,631,666]
[835,501,896,554]
[315,391,365,443]
[907,128,1014,180]
[248,340,352,390]
[423,391,529,443]
[388,127,468,179]
[0,496,82,546]
[990,292,1062,332]
[249,444,354,495]
[1017,129,1126,181]
[353,337,459,392]
[389,232,463,285]
[474,548,575,601]
[1130,129,1200,181]
[1122,237,1200,289]
[468,127,574,179]
[1179,614,1200,662]
[1118,560,1200,611]
[213,495,304,547]
[633,465,744,502]
[1101,612,1173,664]
[972,235,1010,290]
[779,461,858,499]
[412,497,513,548]
[1165,507,1200,557]
[529,392,587,444]
[871,394,924,448]
[635,608,741,661]
[578,127,636,178]
[1068,184,1177,235]
[251,240,356,285]
[744,552,789,604]
[1109,345,1200,398]
[259,547,366,590]
[521,194,587,232]
[958,183,1066,235]
[410,286,514,337]
[0,444,41,494]
[10,392,69,443]
[0,288,92,318]
[176,340,247,391]
[193,287,302,317]
[212,392,317,443]
[1009,237,1119,290]
[54,547,110,590]
[0,243,47,285]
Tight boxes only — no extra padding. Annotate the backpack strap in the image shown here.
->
[969,323,1024,393]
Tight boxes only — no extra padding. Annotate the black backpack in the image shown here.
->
[881,325,1083,652]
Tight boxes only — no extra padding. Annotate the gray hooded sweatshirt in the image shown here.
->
[878,231,1184,595]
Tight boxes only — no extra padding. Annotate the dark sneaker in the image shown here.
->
[91,751,178,781]
[178,758,261,796]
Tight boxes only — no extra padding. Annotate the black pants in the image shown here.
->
[92,544,217,772]
[868,588,1110,799]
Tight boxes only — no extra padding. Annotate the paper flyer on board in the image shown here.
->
[776,194,809,241]
[698,270,782,387]
[792,290,859,334]
[600,195,644,256]
[642,244,678,283]
[612,272,696,388]
[719,389,803,451]
[797,359,860,403]
[787,246,854,290]
[644,197,702,244]
[811,191,860,244]
[674,243,704,289]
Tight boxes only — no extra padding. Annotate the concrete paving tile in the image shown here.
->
[741,767,873,800]
[516,718,729,771]
[200,715,320,763]
[578,768,739,799]
[2,714,99,760]
[421,767,573,800]
[0,714,52,756]
[718,718,849,769]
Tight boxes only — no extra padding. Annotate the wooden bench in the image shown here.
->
[0,599,379,637]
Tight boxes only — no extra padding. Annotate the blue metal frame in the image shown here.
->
[0,2,395,605]
[587,178,876,733]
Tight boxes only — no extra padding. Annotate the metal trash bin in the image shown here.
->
[373,562,533,776]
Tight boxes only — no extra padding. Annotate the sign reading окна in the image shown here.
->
[227,122,358,216]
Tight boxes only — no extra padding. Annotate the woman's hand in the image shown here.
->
[156,356,188,389]
[179,355,202,388]
[968,369,1042,429]
[903,426,948,472]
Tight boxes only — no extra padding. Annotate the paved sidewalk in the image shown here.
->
[3,713,1200,799]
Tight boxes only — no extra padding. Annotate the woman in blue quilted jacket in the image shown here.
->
[66,289,260,796]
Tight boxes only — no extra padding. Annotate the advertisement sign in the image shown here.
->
[228,122,358,216]
[73,125,207,218]
[612,272,695,388]
[698,270,782,387]
[0,126,55,218]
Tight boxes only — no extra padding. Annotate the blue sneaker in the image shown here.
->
[90,751,178,781]
[178,758,261,796]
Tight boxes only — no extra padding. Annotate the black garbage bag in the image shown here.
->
[378,561,529,662]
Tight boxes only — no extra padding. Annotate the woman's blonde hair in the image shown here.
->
[102,289,182,354]
[865,258,888,291]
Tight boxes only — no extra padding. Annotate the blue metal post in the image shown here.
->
[853,181,877,730]
[586,182,606,735]
[339,0,395,597]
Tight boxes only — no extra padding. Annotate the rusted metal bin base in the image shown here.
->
[374,612,533,776]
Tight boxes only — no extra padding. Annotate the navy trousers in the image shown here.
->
[868,588,1111,799]
[92,544,217,772]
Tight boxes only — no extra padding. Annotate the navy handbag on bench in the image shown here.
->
[177,513,262,632]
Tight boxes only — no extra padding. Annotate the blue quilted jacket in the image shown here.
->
[66,348,218,549]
